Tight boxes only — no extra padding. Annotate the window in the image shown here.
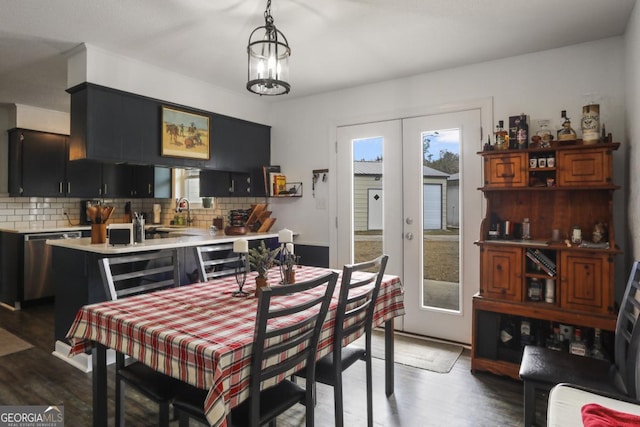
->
[173,168,201,206]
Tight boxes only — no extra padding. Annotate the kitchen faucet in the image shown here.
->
[176,197,192,226]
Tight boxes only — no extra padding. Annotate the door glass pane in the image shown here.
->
[353,137,384,264]
[422,129,460,311]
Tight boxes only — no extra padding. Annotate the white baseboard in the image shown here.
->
[52,340,117,373]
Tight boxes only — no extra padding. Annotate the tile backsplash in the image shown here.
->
[0,196,264,230]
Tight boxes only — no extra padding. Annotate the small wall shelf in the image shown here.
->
[272,182,302,197]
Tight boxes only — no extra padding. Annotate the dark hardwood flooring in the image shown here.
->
[0,303,529,426]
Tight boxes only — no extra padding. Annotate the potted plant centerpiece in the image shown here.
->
[248,241,280,290]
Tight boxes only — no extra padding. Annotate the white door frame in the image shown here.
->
[329,98,493,336]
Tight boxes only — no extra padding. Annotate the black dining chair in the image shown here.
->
[519,259,640,427]
[302,254,388,427]
[99,249,188,427]
[194,243,244,281]
[172,271,339,427]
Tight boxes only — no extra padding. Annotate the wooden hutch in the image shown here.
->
[472,139,621,379]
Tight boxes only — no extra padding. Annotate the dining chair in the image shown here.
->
[99,249,188,427]
[172,271,339,427]
[195,243,244,281]
[519,259,640,427]
[303,254,388,427]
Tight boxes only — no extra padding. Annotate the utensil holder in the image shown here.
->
[91,224,107,244]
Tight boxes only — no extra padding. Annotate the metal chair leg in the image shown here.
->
[158,402,170,427]
[523,381,536,427]
[366,355,373,427]
[333,373,344,427]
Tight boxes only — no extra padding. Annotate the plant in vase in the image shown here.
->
[248,241,281,290]
[280,244,299,284]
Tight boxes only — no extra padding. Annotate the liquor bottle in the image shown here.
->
[569,328,587,356]
[516,113,528,149]
[590,328,608,360]
[527,278,542,301]
[557,110,577,142]
[547,326,564,351]
[494,120,508,150]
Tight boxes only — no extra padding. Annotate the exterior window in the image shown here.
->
[173,168,201,205]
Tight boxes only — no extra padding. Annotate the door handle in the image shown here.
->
[405,232,413,240]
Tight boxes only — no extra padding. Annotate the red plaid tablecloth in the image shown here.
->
[66,265,404,427]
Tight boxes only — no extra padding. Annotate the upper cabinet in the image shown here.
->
[9,129,67,197]
[8,128,105,198]
[8,128,171,198]
[68,83,271,177]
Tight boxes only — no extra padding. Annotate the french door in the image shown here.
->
[335,109,483,344]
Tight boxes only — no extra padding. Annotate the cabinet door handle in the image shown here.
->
[59,182,63,194]
[148,184,152,194]
[104,184,108,195]
[500,173,515,178]
[67,182,71,194]
[229,179,235,193]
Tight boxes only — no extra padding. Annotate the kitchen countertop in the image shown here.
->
[0,226,91,234]
[46,230,281,254]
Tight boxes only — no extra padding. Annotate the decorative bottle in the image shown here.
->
[557,110,577,142]
[516,113,528,149]
[581,104,600,145]
[522,218,531,240]
[494,120,508,150]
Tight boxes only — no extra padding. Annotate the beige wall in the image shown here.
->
[625,2,640,262]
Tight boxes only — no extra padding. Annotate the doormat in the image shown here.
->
[351,329,463,373]
[0,327,34,357]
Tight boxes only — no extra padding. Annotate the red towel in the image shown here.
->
[582,403,640,426]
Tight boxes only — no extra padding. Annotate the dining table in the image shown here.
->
[66,265,405,427]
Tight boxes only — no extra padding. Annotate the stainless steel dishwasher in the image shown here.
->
[23,231,82,301]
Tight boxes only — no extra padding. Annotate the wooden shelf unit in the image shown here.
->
[472,141,620,380]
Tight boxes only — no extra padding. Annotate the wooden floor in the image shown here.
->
[0,303,528,426]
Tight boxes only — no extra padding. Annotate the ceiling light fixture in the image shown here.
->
[247,0,291,96]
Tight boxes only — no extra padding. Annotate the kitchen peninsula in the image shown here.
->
[47,230,281,371]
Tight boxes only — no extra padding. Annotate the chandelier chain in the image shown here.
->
[264,0,274,27]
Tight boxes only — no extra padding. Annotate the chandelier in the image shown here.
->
[247,0,291,95]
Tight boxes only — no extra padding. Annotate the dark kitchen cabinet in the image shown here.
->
[101,163,131,198]
[9,129,67,197]
[208,115,270,172]
[9,129,62,196]
[68,83,271,177]
[199,170,251,197]
[66,159,103,197]
[130,166,172,198]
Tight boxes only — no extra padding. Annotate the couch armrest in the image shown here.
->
[548,383,640,427]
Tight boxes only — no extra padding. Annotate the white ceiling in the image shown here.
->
[0,0,636,113]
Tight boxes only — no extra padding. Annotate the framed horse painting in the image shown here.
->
[161,106,210,160]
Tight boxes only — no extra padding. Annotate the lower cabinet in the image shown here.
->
[473,242,618,380]
[560,252,614,314]
[471,296,616,379]
[480,246,522,301]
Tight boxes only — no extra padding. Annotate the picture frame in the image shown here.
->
[161,106,210,160]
